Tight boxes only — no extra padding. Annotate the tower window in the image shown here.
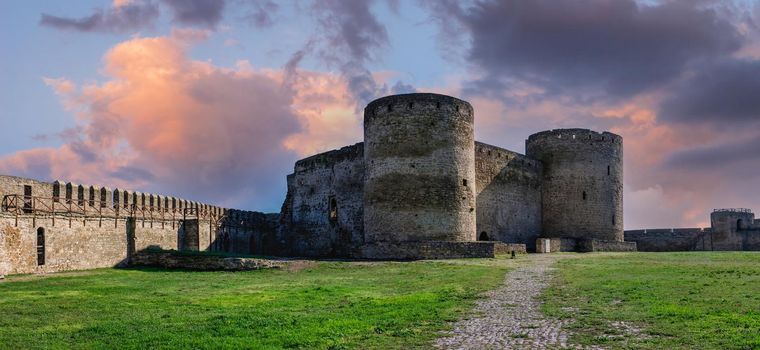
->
[582,191,587,200]
[462,179,468,187]
[612,215,616,225]
[607,165,610,175]
[478,232,489,241]
[328,196,338,221]
[36,227,45,266]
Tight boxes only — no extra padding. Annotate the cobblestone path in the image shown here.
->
[435,255,601,350]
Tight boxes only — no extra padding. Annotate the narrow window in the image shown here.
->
[387,104,392,112]
[612,215,616,225]
[89,186,96,207]
[408,102,414,109]
[737,219,744,230]
[100,188,107,208]
[479,232,489,241]
[607,165,610,176]
[436,102,441,109]
[328,196,338,221]
[582,191,587,200]
[36,227,45,266]
[23,185,32,213]
[53,182,60,203]
[462,179,468,187]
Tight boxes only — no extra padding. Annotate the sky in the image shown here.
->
[1,0,759,229]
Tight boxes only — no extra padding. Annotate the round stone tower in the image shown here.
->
[526,129,623,241]
[363,93,476,243]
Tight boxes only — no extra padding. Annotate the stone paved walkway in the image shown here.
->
[435,255,603,350]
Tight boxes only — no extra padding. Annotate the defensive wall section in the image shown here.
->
[474,142,542,251]
[625,209,760,251]
[0,175,274,275]
[276,143,365,257]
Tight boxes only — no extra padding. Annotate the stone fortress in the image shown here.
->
[1,93,757,275]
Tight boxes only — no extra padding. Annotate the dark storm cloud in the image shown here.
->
[161,0,226,28]
[430,0,743,99]
[664,135,760,173]
[312,0,411,105]
[241,0,279,28]
[660,59,760,124]
[40,1,159,33]
[391,81,416,94]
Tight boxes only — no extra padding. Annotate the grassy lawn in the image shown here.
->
[0,258,512,350]
[542,252,760,349]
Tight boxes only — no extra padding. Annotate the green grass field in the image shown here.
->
[542,252,760,349]
[0,258,511,350]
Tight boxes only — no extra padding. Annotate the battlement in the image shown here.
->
[475,142,541,169]
[526,128,622,145]
[0,175,261,225]
[294,142,364,173]
[364,93,473,120]
[713,208,753,214]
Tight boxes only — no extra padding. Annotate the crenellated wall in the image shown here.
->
[474,142,542,251]
[0,175,275,275]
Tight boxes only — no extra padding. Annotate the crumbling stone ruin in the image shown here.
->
[1,92,640,275]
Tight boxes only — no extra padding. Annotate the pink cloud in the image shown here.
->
[0,33,360,210]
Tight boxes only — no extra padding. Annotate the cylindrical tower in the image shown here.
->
[363,93,476,243]
[526,129,623,241]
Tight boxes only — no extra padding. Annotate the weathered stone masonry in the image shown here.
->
[0,175,274,275]
[276,93,632,258]
[2,92,641,275]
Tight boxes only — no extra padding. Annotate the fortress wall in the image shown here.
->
[0,214,188,275]
[474,142,543,251]
[624,228,712,251]
[278,143,365,257]
[0,175,275,274]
